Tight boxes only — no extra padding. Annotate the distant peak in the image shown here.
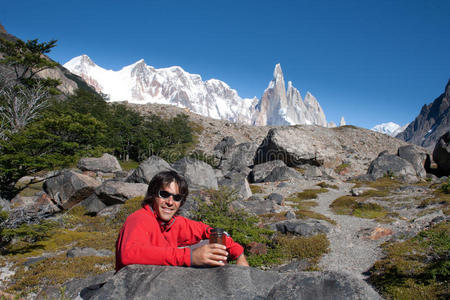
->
[63,54,97,70]
[273,63,283,79]
[135,58,146,65]
[79,54,95,65]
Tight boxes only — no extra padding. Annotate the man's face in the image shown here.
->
[152,181,181,222]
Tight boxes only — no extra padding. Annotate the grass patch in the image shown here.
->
[317,182,338,189]
[330,196,389,220]
[17,181,44,197]
[330,196,357,215]
[1,198,145,296]
[288,192,336,225]
[119,160,139,171]
[295,209,337,225]
[417,182,450,215]
[354,177,403,190]
[359,189,390,198]
[8,254,114,296]
[249,184,264,194]
[286,188,328,202]
[369,221,450,300]
[353,203,388,219]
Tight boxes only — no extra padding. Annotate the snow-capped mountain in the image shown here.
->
[371,122,409,136]
[64,55,328,126]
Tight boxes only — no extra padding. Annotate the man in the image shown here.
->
[115,170,249,271]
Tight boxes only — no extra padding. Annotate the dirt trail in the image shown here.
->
[311,183,387,280]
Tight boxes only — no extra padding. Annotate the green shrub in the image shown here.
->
[1,220,57,255]
[369,221,450,300]
[192,188,280,266]
[440,182,450,194]
[193,188,272,245]
[276,234,330,266]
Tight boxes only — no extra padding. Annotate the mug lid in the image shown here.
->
[211,228,225,234]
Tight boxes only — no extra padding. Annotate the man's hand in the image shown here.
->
[191,243,228,266]
[236,254,249,266]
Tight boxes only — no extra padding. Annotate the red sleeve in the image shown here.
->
[115,212,191,271]
[179,217,245,261]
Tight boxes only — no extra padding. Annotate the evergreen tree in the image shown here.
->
[0,38,58,86]
[0,112,108,199]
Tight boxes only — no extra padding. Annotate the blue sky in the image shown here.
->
[2,0,449,128]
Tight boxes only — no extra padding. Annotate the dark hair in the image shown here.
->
[142,170,189,208]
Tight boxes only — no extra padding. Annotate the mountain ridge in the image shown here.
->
[396,80,450,149]
[64,55,329,127]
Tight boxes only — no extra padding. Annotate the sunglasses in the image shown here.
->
[158,190,183,202]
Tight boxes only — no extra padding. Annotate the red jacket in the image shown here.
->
[115,204,244,271]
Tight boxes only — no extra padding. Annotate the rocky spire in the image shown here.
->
[253,64,289,126]
[304,92,327,127]
[252,64,328,126]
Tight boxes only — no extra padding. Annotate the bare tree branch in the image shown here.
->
[0,81,49,134]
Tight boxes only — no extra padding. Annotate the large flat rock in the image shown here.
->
[83,265,381,300]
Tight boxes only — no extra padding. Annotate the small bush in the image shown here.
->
[369,222,450,300]
[192,188,283,267]
[1,220,57,254]
[276,234,330,265]
[440,182,450,194]
[193,188,273,245]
